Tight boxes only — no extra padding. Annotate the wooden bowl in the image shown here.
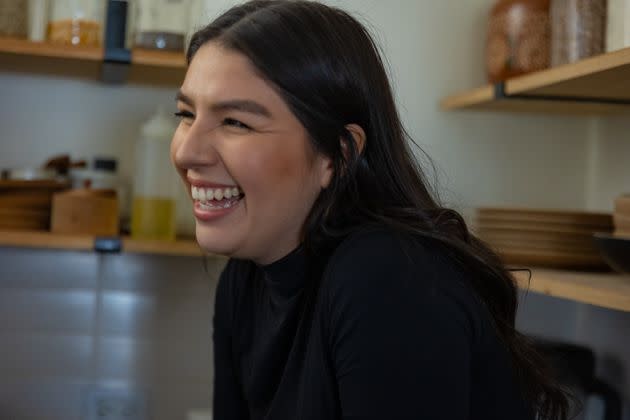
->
[593,233,630,274]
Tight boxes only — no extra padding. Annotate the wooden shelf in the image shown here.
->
[441,47,630,114]
[0,230,214,258]
[514,268,630,312]
[1,230,628,310]
[0,37,186,85]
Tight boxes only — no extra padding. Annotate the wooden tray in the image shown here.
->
[480,236,596,253]
[0,217,48,230]
[0,179,69,190]
[613,213,630,230]
[475,218,612,235]
[476,226,596,240]
[477,207,612,227]
[496,249,607,269]
[0,192,52,209]
[614,195,630,215]
[0,208,49,218]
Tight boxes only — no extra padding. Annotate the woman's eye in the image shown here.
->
[174,110,195,122]
[223,118,251,131]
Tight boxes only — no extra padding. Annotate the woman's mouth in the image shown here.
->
[191,185,244,221]
[192,185,242,201]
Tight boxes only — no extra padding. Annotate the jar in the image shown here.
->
[606,0,630,52]
[27,0,50,42]
[47,0,103,46]
[550,0,606,65]
[134,0,191,51]
[70,158,129,230]
[131,107,178,241]
[0,0,27,38]
[486,0,551,83]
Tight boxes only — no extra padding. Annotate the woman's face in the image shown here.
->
[171,42,332,264]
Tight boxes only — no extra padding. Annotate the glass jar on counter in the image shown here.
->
[486,0,552,83]
[550,0,606,66]
[134,0,191,51]
[47,0,104,46]
[0,0,28,38]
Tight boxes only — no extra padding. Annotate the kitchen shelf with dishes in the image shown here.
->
[0,178,210,258]
[440,46,630,115]
[0,37,186,86]
[474,206,630,313]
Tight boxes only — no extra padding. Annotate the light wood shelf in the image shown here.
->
[1,230,628,311]
[0,37,186,85]
[514,268,630,312]
[441,47,630,114]
[0,230,213,258]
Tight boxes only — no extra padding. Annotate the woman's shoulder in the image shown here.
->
[323,226,465,289]
[320,226,485,341]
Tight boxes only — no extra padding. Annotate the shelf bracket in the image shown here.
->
[101,0,131,84]
[493,82,630,106]
[94,237,122,253]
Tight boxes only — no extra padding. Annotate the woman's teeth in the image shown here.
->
[191,186,241,201]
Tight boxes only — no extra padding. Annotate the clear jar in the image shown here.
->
[134,0,191,51]
[486,0,552,83]
[0,0,28,38]
[28,0,50,42]
[550,0,606,66]
[47,0,104,46]
[131,107,178,241]
[605,0,630,52]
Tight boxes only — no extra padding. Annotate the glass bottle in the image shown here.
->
[47,0,104,46]
[134,0,191,51]
[131,107,178,241]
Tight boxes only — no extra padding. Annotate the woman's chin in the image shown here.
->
[195,224,241,257]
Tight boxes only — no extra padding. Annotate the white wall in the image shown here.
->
[324,0,591,216]
[1,0,628,418]
[586,116,630,211]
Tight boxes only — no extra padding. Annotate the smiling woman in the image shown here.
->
[170,1,570,420]
[171,43,331,263]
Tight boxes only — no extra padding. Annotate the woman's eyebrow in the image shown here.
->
[175,90,194,106]
[176,90,272,118]
[211,99,272,118]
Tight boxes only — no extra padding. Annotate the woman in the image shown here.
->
[171,1,569,419]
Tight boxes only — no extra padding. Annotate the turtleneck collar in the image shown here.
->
[259,245,307,298]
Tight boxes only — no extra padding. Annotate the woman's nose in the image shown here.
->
[172,123,220,170]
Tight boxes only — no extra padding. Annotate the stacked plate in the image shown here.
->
[592,195,630,274]
[475,207,613,269]
[614,195,630,237]
[0,180,68,231]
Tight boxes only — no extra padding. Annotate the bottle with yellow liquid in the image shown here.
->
[131,107,177,240]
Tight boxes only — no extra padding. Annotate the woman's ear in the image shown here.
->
[319,156,334,189]
[318,124,366,189]
[343,123,366,156]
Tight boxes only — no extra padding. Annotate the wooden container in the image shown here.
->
[51,188,119,236]
[0,179,69,231]
[486,0,552,83]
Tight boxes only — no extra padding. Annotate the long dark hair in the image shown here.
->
[188,1,569,418]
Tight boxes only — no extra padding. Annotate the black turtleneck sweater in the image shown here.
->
[213,228,534,420]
